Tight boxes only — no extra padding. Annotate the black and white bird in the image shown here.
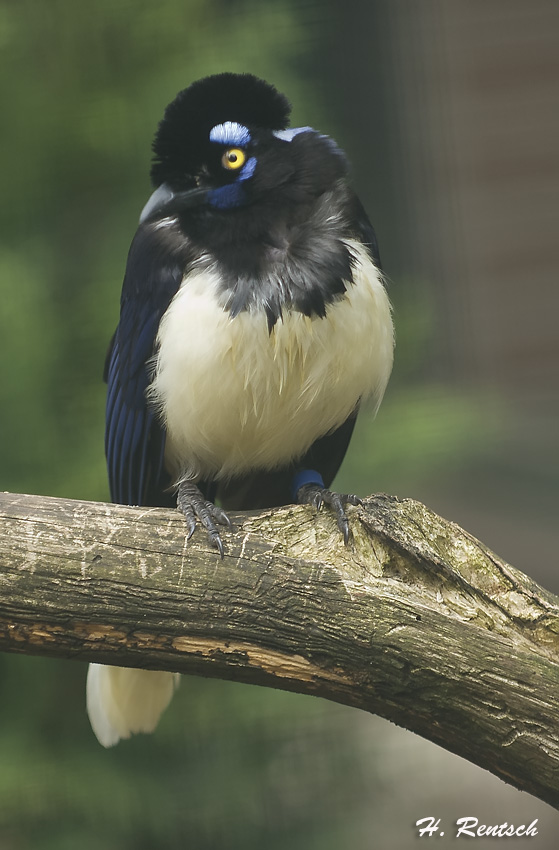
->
[87,73,394,746]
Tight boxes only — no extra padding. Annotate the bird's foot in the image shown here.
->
[177,481,231,558]
[296,484,362,545]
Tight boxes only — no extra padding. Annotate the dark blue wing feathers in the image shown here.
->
[105,224,187,507]
[135,410,152,504]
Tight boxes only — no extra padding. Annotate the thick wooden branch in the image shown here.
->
[1,490,558,807]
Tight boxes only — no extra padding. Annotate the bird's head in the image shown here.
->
[141,73,347,223]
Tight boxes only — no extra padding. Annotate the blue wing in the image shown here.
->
[105,223,187,506]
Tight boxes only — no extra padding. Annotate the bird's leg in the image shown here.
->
[296,483,362,545]
[177,481,231,558]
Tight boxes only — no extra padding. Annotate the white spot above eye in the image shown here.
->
[209,121,251,147]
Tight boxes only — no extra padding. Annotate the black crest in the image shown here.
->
[151,73,291,186]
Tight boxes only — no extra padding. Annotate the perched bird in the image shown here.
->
[87,73,394,746]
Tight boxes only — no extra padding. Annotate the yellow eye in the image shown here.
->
[221,148,246,170]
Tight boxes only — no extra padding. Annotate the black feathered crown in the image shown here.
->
[151,73,291,186]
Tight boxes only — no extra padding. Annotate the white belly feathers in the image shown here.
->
[148,239,394,482]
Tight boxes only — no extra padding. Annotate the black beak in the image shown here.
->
[140,183,208,223]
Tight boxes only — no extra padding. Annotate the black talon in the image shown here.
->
[212,505,232,528]
[296,484,361,545]
[185,515,197,541]
[209,530,224,559]
[177,481,231,557]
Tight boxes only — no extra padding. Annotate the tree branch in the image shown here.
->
[1,490,558,807]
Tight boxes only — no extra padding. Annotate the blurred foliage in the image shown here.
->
[0,655,382,850]
[0,1,503,848]
[339,278,503,497]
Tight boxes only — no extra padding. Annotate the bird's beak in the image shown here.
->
[139,182,208,223]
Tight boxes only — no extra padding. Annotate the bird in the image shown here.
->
[86,72,394,746]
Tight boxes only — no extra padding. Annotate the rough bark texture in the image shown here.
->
[1,490,558,807]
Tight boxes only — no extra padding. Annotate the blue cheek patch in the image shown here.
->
[208,182,246,209]
[239,156,256,182]
[209,121,251,146]
[208,157,257,208]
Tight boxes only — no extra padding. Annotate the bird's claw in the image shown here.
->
[297,484,362,545]
[177,482,231,558]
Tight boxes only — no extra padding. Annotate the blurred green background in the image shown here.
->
[1,0,558,847]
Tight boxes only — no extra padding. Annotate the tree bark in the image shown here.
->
[1,490,558,807]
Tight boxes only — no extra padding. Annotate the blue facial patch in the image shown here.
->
[208,156,257,209]
[208,182,246,210]
[273,126,313,142]
[238,156,257,182]
[209,121,251,147]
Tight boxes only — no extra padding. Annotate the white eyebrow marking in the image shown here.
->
[209,122,251,146]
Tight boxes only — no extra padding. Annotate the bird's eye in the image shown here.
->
[221,148,246,171]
